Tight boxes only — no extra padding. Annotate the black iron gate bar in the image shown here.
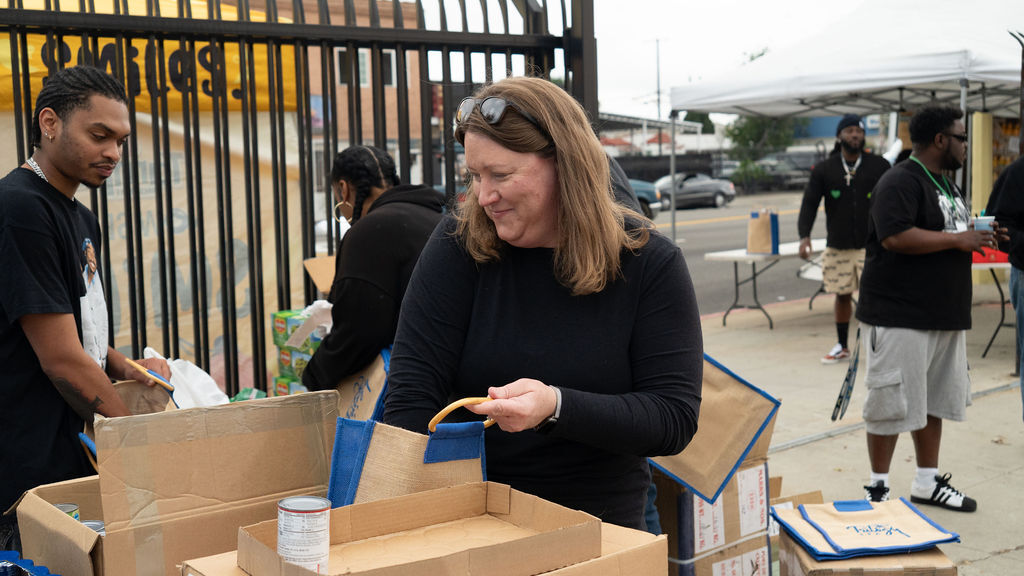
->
[0,0,594,397]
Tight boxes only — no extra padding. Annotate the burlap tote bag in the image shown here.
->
[327,398,490,506]
[771,499,959,561]
[651,355,779,503]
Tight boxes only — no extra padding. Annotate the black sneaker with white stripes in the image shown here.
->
[910,473,977,512]
[864,480,889,502]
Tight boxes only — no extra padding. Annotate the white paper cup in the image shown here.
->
[973,216,995,231]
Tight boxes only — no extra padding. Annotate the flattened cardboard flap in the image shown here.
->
[651,354,779,503]
[95,391,339,527]
[303,255,336,294]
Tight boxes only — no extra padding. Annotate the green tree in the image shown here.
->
[682,111,715,134]
[725,116,807,193]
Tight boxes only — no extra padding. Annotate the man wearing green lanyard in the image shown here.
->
[855,106,999,512]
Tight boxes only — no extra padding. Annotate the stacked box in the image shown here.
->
[273,375,307,397]
[654,458,771,576]
[271,309,324,392]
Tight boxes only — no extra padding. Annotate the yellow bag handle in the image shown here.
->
[428,396,496,433]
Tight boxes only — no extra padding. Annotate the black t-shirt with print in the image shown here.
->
[856,160,972,330]
[0,167,98,512]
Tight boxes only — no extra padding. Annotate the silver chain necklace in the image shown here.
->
[26,157,49,183]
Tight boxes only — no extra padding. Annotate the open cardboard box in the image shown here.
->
[236,482,602,576]
[181,523,666,576]
[17,391,340,576]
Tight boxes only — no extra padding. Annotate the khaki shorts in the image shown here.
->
[860,324,971,436]
[822,247,864,295]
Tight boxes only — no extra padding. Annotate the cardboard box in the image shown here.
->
[654,459,769,572]
[180,524,667,576]
[273,375,307,397]
[278,347,313,379]
[673,532,770,576]
[17,391,340,576]
[271,310,304,348]
[769,491,824,552]
[778,530,956,575]
[237,482,601,576]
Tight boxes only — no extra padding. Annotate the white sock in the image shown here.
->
[869,472,889,487]
[915,467,938,490]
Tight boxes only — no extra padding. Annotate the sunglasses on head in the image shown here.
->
[454,96,547,138]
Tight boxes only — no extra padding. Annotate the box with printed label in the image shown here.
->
[677,532,770,576]
[278,347,313,379]
[271,310,304,348]
[273,375,308,397]
[654,459,770,575]
[778,529,956,576]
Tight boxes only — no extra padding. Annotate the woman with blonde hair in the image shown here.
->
[383,77,702,529]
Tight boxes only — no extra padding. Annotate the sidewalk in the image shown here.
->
[700,281,1024,575]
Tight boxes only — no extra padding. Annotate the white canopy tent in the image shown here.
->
[669,1,1023,118]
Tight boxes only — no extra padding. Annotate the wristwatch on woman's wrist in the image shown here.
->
[533,386,562,434]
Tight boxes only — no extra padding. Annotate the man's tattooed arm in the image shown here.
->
[51,377,104,421]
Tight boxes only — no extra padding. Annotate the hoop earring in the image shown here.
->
[333,201,353,224]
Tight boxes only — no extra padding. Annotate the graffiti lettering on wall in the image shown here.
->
[1,33,297,113]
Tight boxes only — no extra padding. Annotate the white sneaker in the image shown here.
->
[821,343,851,364]
[910,473,977,512]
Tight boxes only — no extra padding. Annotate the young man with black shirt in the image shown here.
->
[0,66,171,551]
[798,114,890,363]
[855,106,997,512]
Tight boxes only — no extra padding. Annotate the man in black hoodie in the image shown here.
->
[797,114,890,364]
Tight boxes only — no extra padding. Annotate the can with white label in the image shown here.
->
[277,496,330,573]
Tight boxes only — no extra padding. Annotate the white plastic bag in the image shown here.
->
[144,347,230,409]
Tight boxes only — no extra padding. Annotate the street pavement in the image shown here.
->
[700,280,1024,575]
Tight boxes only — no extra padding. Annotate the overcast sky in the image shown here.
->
[593,0,868,119]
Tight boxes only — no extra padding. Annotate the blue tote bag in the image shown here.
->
[327,397,491,506]
[771,498,959,561]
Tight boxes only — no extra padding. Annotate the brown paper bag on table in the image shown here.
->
[746,208,779,254]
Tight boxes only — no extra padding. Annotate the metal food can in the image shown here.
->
[55,503,80,521]
[277,496,330,573]
[82,520,106,536]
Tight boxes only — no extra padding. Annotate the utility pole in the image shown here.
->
[656,39,663,155]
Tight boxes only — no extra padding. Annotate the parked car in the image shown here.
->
[757,151,820,172]
[627,179,662,219]
[654,172,736,209]
[754,158,810,191]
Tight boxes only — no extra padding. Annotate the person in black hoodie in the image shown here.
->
[302,145,444,391]
[797,114,890,364]
[985,155,1024,421]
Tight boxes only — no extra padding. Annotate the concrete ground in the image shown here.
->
[700,280,1024,575]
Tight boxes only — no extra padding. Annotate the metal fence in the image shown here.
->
[0,0,596,396]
